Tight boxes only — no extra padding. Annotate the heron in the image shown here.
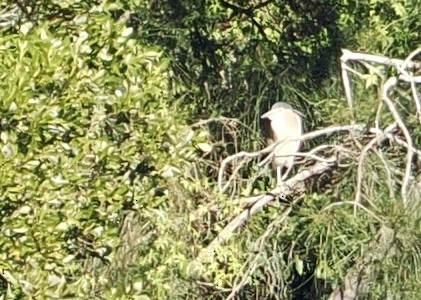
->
[261,102,303,185]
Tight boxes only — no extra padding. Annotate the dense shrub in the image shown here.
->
[0,0,420,299]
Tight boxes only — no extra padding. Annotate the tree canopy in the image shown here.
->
[0,0,420,299]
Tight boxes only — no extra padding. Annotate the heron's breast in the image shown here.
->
[270,116,301,167]
[270,118,302,141]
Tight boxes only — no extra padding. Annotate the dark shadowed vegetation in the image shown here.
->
[0,0,420,299]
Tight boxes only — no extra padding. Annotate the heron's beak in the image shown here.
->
[260,108,281,119]
[260,111,272,119]
[260,108,282,120]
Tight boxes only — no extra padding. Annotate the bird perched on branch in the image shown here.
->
[261,102,303,185]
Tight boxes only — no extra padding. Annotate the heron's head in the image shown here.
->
[261,102,299,120]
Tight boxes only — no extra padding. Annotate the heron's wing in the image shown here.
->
[271,109,302,140]
[294,111,303,136]
[270,109,303,168]
[260,117,274,141]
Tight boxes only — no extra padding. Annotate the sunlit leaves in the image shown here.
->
[0,0,420,299]
[0,1,206,298]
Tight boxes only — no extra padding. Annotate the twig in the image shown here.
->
[372,98,397,197]
[396,51,421,124]
[354,123,398,216]
[258,145,343,169]
[382,77,414,207]
[190,116,256,133]
[368,127,421,157]
[221,159,249,194]
[354,137,379,215]
[225,205,293,300]
[374,148,396,200]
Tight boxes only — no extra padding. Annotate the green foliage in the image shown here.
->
[0,1,208,298]
[346,0,421,56]
[0,0,420,299]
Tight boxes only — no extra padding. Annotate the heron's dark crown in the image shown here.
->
[271,102,293,110]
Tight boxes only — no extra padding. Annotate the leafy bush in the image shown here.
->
[0,2,210,298]
[0,0,420,299]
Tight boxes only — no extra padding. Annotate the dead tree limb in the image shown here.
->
[340,48,421,112]
[218,124,365,192]
[198,151,341,264]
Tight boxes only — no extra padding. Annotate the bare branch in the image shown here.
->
[190,116,255,133]
[198,154,339,264]
[341,62,355,110]
[341,48,421,70]
[340,48,421,109]
[225,204,292,300]
[218,124,366,192]
[382,77,414,207]
[369,127,421,157]
[354,123,398,215]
